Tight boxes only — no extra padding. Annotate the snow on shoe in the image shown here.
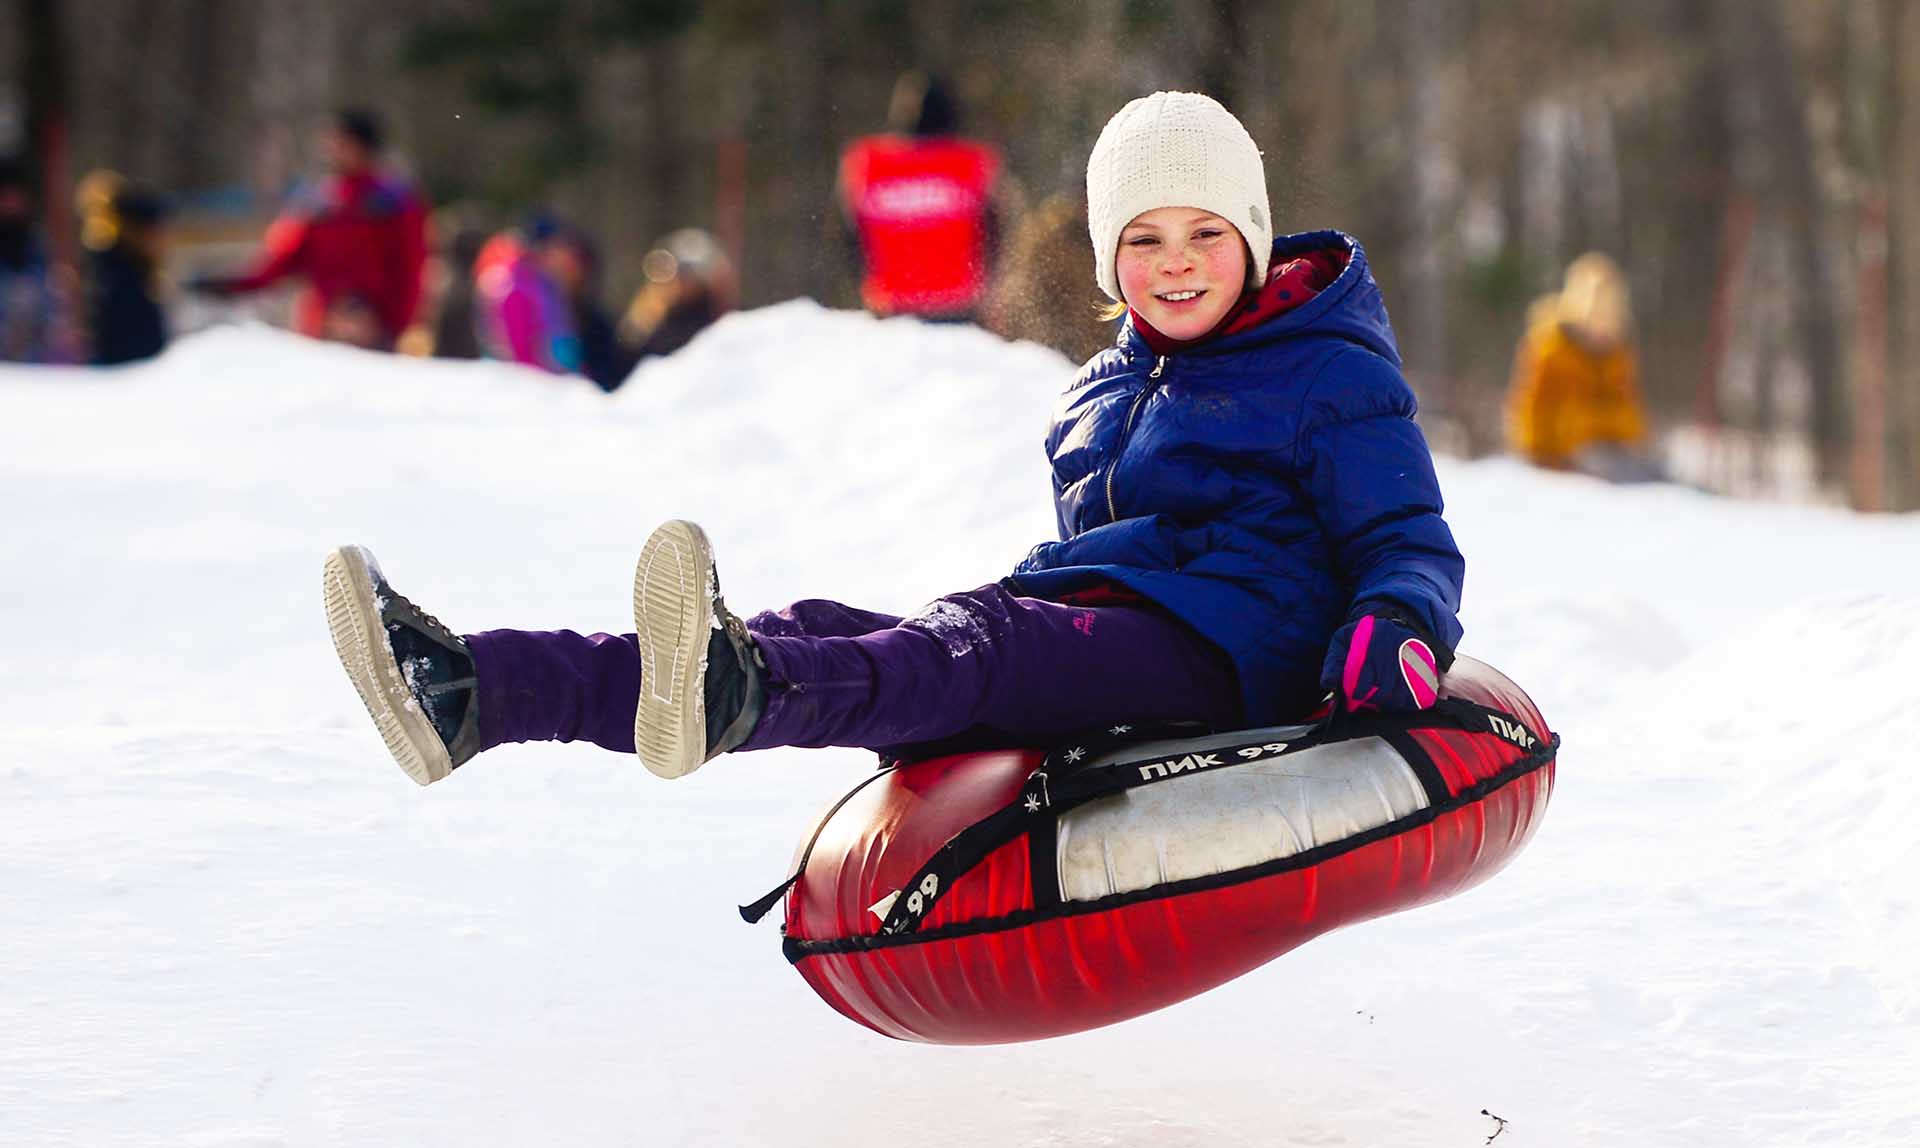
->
[323,545,478,785]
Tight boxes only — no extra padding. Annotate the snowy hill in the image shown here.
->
[3,306,1915,1147]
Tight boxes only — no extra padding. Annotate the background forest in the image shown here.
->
[8,0,1920,509]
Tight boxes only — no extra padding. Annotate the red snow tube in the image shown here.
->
[767,657,1556,1044]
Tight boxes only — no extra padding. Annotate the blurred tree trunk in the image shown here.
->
[182,1,224,184]
[251,0,335,199]
[1717,0,1847,496]
[21,0,73,268]
[1888,0,1920,510]
[775,0,828,302]
[101,2,160,174]
[1197,0,1250,112]
[1832,0,1895,510]
[1400,0,1450,377]
[1623,1,1728,430]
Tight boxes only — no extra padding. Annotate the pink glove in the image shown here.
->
[1320,606,1446,714]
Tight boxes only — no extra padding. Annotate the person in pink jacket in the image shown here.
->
[471,217,582,377]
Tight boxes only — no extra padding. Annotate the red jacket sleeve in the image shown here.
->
[225,213,311,293]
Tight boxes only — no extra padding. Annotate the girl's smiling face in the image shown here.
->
[1115,207,1250,341]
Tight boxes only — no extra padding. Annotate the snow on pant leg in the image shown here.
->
[741,598,905,640]
[739,582,1242,752]
[467,629,644,753]
[463,603,905,755]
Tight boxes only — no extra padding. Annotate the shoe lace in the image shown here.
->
[393,594,458,644]
[413,607,457,643]
[389,597,476,714]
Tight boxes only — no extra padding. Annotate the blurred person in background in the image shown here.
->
[77,171,171,366]
[983,193,1112,362]
[837,71,1002,322]
[537,221,631,392]
[1505,253,1659,481]
[0,155,79,364]
[417,219,488,360]
[472,214,587,382]
[619,227,735,369]
[472,219,569,375]
[193,109,428,351]
[475,218,722,393]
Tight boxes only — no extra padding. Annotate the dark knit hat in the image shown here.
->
[335,108,385,152]
[887,72,959,137]
[112,182,170,227]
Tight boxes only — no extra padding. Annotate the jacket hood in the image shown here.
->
[1118,230,1402,368]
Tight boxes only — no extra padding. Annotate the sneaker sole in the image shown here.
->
[633,520,714,779]
[323,546,454,786]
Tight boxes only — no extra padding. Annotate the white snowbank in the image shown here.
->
[2,307,1915,1146]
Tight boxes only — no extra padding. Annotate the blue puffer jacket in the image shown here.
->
[1009,231,1465,725]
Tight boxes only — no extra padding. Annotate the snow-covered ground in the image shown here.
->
[3,306,1915,1147]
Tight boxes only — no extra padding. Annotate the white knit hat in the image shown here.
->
[1085,91,1272,302]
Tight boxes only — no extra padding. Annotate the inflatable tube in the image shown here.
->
[769,657,1557,1045]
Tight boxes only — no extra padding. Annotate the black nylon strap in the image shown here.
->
[874,767,1055,936]
[1026,784,1062,915]
[738,763,898,924]
[1379,729,1451,808]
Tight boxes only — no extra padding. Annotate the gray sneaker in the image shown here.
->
[632,520,766,779]
[323,545,480,785]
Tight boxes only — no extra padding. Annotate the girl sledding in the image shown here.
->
[324,91,1555,1044]
[326,91,1467,785]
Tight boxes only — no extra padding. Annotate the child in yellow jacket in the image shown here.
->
[1506,253,1648,471]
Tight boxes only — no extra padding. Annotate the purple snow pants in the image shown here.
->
[465,582,1243,757]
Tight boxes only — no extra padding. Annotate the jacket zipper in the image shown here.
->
[1105,355,1167,524]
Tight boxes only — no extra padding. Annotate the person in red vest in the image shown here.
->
[197,110,428,350]
[837,72,1002,321]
